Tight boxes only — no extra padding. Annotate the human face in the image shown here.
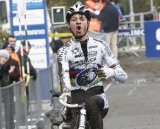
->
[0,56,8,64]
[68,14,90,41]
[8,37,16,47]
[24,46,31,53]
[5,48,12,55]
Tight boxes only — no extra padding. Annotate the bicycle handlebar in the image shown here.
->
[50,90,62,97]
[59,92,80,108]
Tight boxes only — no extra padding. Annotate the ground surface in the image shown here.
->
[119,51,160,80]
[103,50,160,129]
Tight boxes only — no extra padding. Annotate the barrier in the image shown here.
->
[50,54,63,116]
[38,64,56,116]
[87,29,140,57]
[14,80,28,129]
[49,33,72,38]
[0,80,28,129]
[87,30,106,41]
[0,58,60,128]
[144,21,160,57]
[28,76,42,126]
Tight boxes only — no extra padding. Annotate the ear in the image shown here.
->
[87,21,90,26]
[67,23,70,29]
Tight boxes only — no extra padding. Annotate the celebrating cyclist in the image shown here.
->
[57,4,128,129]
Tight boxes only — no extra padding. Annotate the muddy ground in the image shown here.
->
[118,50,160,80]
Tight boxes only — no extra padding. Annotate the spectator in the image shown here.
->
[17,40,37,95]
[6,35,22,80]
[110,0,126,23]
[17,40,37,79]
[2,42,20,84]
[0,50,12,86]
[144,6,157,21]
[0,49,15,129]
[76,1,82,5]
[50,39,64,53]
[92,0,119,59]
[7,35,17,48]
[144,13,154,21]
[85,0,104,32]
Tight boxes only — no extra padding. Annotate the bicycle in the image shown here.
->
[50,90,91,129]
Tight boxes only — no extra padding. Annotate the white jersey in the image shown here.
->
[57,36,128,92]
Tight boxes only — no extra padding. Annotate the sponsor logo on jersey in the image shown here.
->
[76,68,97,86]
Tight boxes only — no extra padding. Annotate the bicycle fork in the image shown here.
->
[79,107,86,129]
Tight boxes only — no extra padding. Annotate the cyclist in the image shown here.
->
[57,4,128,129]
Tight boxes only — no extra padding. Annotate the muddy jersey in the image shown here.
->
[57,36,127,92]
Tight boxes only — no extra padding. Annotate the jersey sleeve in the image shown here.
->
[57,46,72,92]
[102,42,128,83]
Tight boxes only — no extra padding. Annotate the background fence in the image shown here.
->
[0,54,60,129]
[0,80,28,129]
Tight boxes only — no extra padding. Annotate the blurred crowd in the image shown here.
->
[85,0,126,59]
[0,35,37,129]
[0,35,37,87]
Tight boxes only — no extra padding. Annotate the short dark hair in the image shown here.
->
[21,40,31,47]
[2,42,14,50]
[7,35,16,41]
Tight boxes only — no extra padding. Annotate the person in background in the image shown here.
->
[6,35,22,80]
[144,13,154,21]
[7,35,17,48]
[50,39,64,53]
[110,0,126,23]
[75,1,82,5]
[2,42,20,84]
[17,40,37,80]
[0,49,15,129]
[85,0,104,32]
[144,6,157,21]
[92,0,119,59]
[110,0,134,48]
[0,49,14,86]
[17,40,37,98]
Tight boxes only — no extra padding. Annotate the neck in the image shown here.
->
[73,34,88,42]
[80,39,88,44]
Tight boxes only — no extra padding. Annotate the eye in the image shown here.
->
[79,16,85,21]
[71,19,76,22]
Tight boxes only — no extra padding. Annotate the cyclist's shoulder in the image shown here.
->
[89,37,105,44]
[58,41,71,52]
[90,37,109,48]
[57,40,74,60]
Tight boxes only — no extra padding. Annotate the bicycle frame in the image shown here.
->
[59,92,87,129]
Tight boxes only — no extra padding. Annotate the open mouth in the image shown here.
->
[76,26,82,32]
